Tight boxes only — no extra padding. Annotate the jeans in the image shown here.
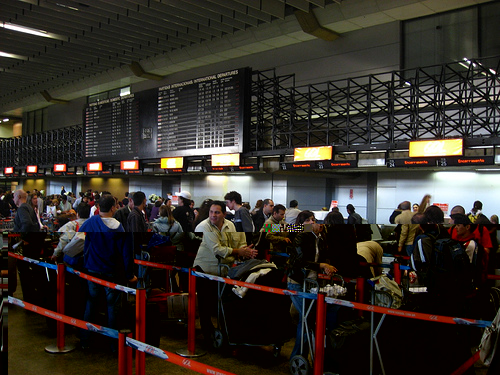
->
[288,281,340,360]
[405,244,415,257]
[80,272,121,351]
[288,282,308,359]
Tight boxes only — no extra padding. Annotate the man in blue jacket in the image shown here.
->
[79,194,137,351]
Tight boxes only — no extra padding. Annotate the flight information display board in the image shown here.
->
[84,68,250,162]
[84,95,139,161]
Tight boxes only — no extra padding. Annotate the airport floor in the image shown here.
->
[8,271,491,375]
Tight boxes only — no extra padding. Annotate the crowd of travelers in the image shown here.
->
[5,186,500,373]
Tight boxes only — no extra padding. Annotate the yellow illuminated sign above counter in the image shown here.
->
[294,146,332,162]
[409,139,463,158]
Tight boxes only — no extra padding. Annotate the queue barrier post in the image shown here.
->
[393,262,401,285]
[45,262,76,354]
[356,277,365,317]
[135,286,147,375]
[118,329,132,375]
[177,268,205,358]
[126,331,133,375]
[313,292,326,375]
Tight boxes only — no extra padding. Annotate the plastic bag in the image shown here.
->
[371,275,403,309]
[479,307,500,366]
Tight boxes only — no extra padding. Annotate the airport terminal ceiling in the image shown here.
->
[0,0,492,116]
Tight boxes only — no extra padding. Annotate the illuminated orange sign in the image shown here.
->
[87,162,102,172]
[212,153,240,167]
[120,160,139,170]
[54,164,67,172]
[409,139,463,158]
[4,167,14,174]
[26,165,38,173]
[294,146,332,161]
[161,157,183,169]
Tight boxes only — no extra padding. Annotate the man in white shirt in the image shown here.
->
[193,200,257,344]
[285,200,301,225]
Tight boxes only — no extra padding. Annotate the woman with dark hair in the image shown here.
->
[149,199,162,222]
[287,210,337,360]
[152,204,183,246]
[192,199,213,230]
[324,210,345,225]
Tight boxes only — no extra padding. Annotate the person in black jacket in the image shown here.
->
[252,198,274,231]
[286,210,337,360]
[172,191,194,233]
[113,192,134,231]
[127,191,148,254]
[13,189,40,232]
[346,204,362,224]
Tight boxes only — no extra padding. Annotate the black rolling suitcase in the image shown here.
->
[324,317,371,374]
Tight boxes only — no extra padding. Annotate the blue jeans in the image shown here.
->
[288,282,308,359]
[288,281,340,360]
[405,244,415,257]
[80,273,121,350]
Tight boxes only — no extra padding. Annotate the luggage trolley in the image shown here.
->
[368,276,401,375]
[213,261,294,356]
[290,274,347,375]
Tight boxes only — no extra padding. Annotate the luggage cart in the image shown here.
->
[368,277,398,375]
[289,275,346,375]
[213,262,294,357]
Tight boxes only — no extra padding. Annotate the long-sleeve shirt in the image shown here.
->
[193,218,247,275]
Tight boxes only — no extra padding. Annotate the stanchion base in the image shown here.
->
[175,347,206,358]
[45,344,76,354]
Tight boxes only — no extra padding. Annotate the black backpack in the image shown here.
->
[411,234,475,295]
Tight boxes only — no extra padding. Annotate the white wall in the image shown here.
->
[376,170,500,223]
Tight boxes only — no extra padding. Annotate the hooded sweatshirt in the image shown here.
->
[79,215,134,280]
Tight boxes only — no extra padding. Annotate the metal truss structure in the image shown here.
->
[1,56,500,169]
[249,56,500,153]
[0,125,83,168]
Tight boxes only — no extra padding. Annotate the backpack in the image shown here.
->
[411,234,475,295]
[62,223,85,268]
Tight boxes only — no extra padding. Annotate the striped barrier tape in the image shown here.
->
[192,271,492,328]
[191,270,318,300]
[67,268,137,295]
[8,296,119,339]
[8,251,57,270]
[8,252,136,295]
[133,259,190,274]
[324,296,492,328]
[126,337,237,375]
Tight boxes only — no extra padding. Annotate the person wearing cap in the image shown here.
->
[173,191,194,233]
